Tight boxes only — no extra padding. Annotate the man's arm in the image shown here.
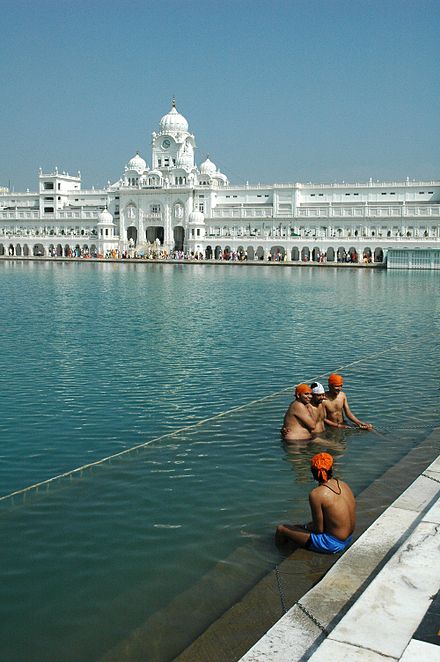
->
[293,403,317,432]
[324,416,350,429]
[308,491,324,533]
[342,394,373,430]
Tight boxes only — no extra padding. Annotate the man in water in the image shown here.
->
[281,384,317,442]
[310,382,326,434]
[324,373,373,430]
[275,452,355,553]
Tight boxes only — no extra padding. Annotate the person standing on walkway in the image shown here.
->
[275,452,355,553]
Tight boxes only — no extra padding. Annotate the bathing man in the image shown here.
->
[281,384,317,442]
[275,452,355,553]
[324,373,373,430]
[310,382,326,434]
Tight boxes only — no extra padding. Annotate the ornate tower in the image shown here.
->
[151,99,196,181]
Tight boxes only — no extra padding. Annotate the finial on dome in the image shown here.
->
[172,96,176,109]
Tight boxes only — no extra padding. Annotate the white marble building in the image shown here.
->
[1,99,439,263]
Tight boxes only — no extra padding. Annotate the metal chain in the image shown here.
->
[297,601,329,636]
[274,565,288,614]
[275,565,329,635]
[422,473,440,484]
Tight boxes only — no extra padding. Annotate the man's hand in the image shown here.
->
[358,422,373,430]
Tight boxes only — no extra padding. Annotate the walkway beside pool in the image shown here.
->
[239,451,440,662]
[0,255,385,267]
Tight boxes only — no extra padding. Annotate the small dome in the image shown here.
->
[98,208,114,225]
[188,210,205,224]
[160,99,189,133]
[127,152,147,173]
[200,156,216,175]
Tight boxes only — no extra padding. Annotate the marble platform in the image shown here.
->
[239,455,440,662]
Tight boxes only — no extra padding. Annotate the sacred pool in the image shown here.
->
[0,261,439,662]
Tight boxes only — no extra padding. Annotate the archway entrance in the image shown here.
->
[301,246,310,262]
[312,247,321,262]
[173,226,184,251]
[246,245,255,260]
[348,247,358,263]
[127,226,138,245]
[270,246,285,261]
[337,247,346,262]
[291,247,299,261]
[255,246,264,260]
[33,244,45,256]
[374,248,384,263]
[363,247,372,263]
[146,226,164,244]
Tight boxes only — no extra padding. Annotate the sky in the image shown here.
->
[1,0,439,191]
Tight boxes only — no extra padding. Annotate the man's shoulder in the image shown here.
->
[339,479,354,495]
[310,485,325,500]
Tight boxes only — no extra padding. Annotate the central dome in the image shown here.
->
[160,99,189,133]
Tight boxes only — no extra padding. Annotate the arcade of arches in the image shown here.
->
[204,245,384,262]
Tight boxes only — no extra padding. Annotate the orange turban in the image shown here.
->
[311,452,333,482]
[328,373,343,387]
[295,383,312,397]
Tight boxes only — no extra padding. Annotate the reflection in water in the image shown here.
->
[282,431,347,485]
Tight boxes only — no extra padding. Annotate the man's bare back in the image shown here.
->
[275,452,356,554]
[309,477,355,540]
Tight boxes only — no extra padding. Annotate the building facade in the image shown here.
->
[1,100,440,263]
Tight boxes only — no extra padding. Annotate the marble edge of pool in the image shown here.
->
[174,427,440,662]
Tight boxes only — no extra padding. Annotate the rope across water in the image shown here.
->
[1,333,437,504]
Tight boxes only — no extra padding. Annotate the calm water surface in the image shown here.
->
[0,262,439,661]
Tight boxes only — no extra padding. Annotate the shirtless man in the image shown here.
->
[324,373,373,430]
[309,382,326,434]
[275,452,355,553]
[281,384,317,442]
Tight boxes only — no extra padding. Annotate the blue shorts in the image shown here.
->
[306,532,352,554]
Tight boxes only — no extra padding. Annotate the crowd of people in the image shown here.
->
[43,247,375,263]
[276,374,373,555]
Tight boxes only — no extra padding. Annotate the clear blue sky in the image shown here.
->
[1,0,439,191]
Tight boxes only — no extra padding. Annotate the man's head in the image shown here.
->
[328,373,343,394]
[295,383,312,404]
[310,381,326,404]
[311,452,333,483]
